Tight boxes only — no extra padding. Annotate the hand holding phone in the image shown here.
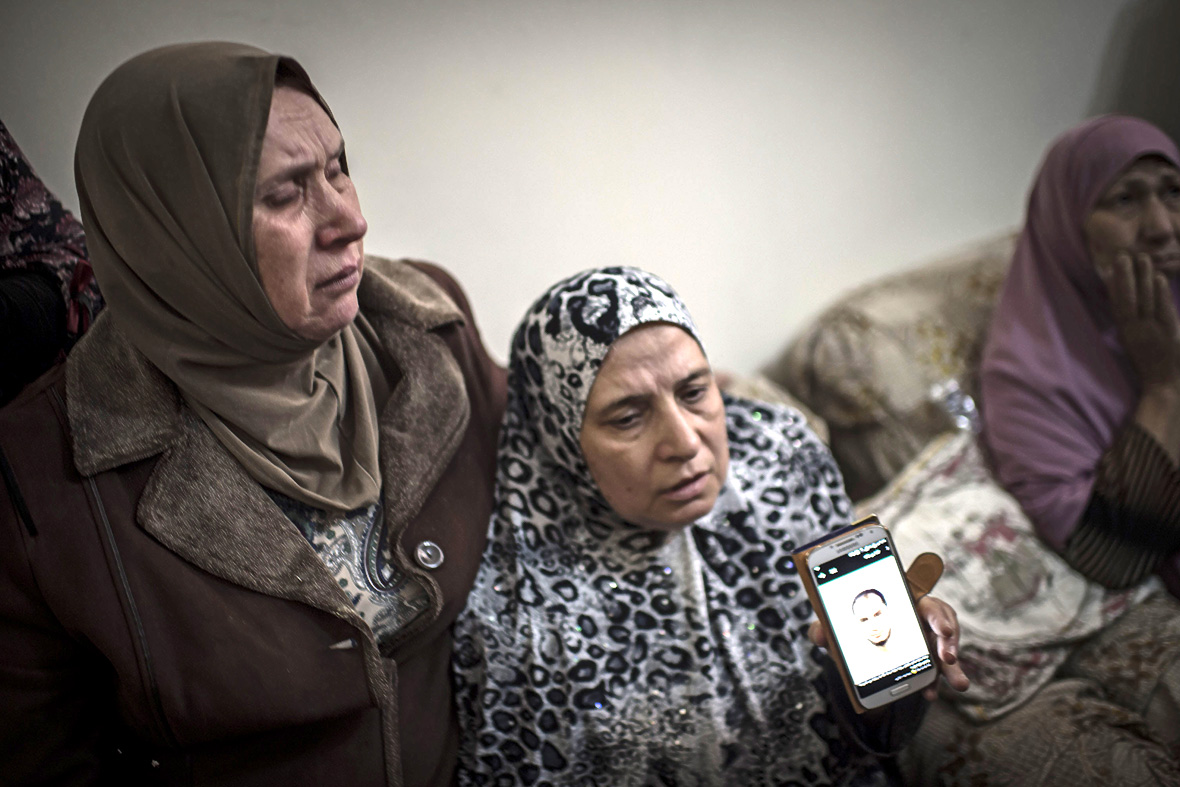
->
[793,516,964,712]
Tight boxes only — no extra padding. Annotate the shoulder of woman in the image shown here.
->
[358,256,466,328]
[64,315,182,475]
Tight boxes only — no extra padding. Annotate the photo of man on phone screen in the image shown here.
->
[852,589,893,653]
[813,538,934,693]
[832,573,927,686]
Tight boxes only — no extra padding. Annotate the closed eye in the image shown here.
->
[263,184,302,208]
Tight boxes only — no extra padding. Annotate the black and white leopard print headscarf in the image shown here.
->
[454,267,882,786]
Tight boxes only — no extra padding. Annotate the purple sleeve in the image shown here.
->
[1064,422,1180,588]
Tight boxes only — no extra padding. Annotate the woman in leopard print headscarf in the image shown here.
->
[453,266,964,786]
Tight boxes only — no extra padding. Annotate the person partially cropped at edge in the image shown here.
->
[0,118,103,405]
[0,43,506,785]
[453,266,968,786]
[909,114,1180,781]
[981,116,1180,595]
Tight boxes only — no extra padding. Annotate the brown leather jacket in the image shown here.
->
[0,259,506,786]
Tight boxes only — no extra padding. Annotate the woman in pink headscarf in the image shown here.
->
[898,115,1180,785]
[981,114,1180,595]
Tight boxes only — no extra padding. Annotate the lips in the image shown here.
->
[316,261,361,290]
[661,470,711,501]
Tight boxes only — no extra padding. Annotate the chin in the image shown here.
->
[327,293,362,330]
[300,301,360,343]
[644,493,720,532]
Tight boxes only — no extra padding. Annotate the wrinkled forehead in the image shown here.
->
[258,87,345,178]
[270,63,345,171]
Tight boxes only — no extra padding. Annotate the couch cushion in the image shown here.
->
[857,430,1143,721]
[763,233,1016,500]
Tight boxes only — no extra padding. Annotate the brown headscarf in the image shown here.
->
[74,42,390,511]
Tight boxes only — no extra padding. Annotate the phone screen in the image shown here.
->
[812,534,935,701]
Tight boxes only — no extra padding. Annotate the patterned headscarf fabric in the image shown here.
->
[453,267,879,785]
[1,119,102,339]
[74,42,388,511]
[980,117,1180,556]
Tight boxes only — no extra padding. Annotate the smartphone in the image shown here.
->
[794,515,937,712]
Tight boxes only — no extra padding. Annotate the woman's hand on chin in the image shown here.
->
[1104,252,1180,461]
[1103,252,1180,392]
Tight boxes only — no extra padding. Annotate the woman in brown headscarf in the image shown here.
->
[0,42,505,786]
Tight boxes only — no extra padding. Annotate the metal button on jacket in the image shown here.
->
[415,540,445,570]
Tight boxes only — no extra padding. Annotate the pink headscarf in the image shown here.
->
[980,116,1180,572]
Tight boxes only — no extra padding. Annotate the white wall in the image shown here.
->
[1,0,1168,373]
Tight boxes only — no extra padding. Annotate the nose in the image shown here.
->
[655,406,701,461]
[316,180,368,249]
[1141,194,1176,245]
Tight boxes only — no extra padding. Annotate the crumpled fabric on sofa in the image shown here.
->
[763,233,1015,502]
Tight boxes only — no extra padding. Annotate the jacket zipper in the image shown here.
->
[49,387,180,750]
